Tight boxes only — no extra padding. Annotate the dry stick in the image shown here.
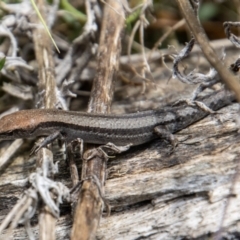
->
[176,0,240,102]
[31,0,58,239]
[71,1,125,240]
[0,196,28,234]
[67,144,80,186]
[148,18,186,60]
[0,139,23,170]
[233,0,240,31]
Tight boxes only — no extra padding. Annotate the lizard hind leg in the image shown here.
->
[83,142,132,161]
[154,126,178,150]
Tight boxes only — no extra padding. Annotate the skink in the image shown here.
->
[0,90,235,152]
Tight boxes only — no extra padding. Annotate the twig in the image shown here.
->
[148,18,186,60]
[126,1,152,93]
[0,139,23,170]
[176,0,240,101]
[56,0,97,85]
[67,143,79,186]
[71,0,125,239]
[30,0,59,238]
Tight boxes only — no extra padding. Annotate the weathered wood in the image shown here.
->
[0,45,240,239]
[1,88,239,239]
[30,0,58,238]
[98,103,240,239]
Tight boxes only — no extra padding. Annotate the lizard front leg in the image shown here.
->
[154,126,178,148]
[30,131,63,155]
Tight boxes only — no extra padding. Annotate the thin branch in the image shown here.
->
[71,0,125,239]
[176,0,240,101]
[148,18,186,60]
[31,0,60,238]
